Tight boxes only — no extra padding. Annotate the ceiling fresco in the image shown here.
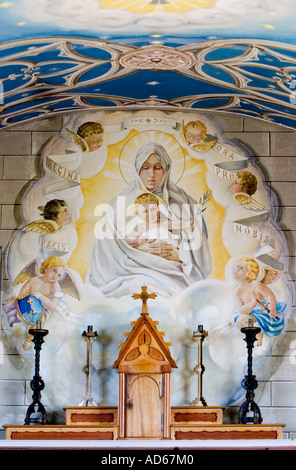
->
[1,0,296,128]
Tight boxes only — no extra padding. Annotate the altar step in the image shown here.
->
[64,406,118,426]
[64,406,225,426]
[4,423,284,441]
[4,425,118,440]
[171,424,284,440]
[4,406,284,440]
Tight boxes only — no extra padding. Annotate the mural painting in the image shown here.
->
[1,110,292,414]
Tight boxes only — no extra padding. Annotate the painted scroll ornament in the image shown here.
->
[44,153,81,200]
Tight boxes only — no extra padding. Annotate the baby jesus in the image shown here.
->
[233,256,285,346]
[125,193,196,263]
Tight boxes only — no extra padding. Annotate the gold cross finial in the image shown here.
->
[132,285,157,315]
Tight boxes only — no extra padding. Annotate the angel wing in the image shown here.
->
[259,265,286,285]
[59,272,80,300]
[234,192,265,212]
[65,128,89,152]
[13,259,39,286]
[22,219,59,235]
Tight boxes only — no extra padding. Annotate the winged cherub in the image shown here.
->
[66,121,104,153]
[230,171,265,212]
[181,119,217,152]
[21,199,71,235]
[4,256,80,350]
[233,256,286,346]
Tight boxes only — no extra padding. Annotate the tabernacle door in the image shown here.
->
[125,373,163,439]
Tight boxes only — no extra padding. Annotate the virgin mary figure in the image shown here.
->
[86,142,212,297]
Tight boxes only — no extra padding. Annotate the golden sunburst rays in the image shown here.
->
[99,0,217,14]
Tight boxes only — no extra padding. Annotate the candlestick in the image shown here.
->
[79,325,98,407]
[238,321,263,424]
[25,328,48,425]
[191,324,208,406]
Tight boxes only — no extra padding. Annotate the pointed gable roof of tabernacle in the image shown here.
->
[113,286,177,370]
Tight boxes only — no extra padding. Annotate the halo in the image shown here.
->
[118,130,186,185]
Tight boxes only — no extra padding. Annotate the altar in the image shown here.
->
[3,287,285,443]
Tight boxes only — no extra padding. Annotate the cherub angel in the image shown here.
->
[3,256,80,350]
[230,171,265,212]
[180,120,217,152]
[233,256,286,346]
[21,199,71,235]
[66,121,104,153]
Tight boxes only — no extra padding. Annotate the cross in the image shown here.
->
[132,285,157,315]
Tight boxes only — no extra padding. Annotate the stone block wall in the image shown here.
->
[217,116,296,437]
[0,112,295,438]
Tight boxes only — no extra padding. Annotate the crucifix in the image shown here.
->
[132,285,157,315]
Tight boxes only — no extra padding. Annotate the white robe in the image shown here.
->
[87,142,212,297]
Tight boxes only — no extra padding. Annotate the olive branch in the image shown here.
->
[195,190,212,215]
